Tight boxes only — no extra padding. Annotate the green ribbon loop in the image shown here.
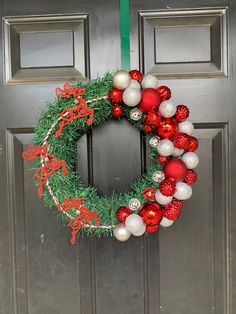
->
[120,0,130,71]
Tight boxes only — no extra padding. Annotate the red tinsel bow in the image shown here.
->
[55,98,94,138]
[58,197,100,244]
[22,145,68,197]
[55,82,85,99]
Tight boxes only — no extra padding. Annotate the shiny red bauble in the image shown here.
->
[163,202,181,220]
[116,206,132,223]
[172,199,183,210]
[184,169,197,185]
[187,136,199,152]
[142,187,155,199]
[111,105,124,118]
[175,105,189,122]
[157,118,176,139]
[173,132,191,149]
[108,88,123,103]
[129,69,143,82]
[139,201,163,225]
[145,111,162,128]
[138,88,162,113]
[159,179,176,196]
[146,224,159,233]
[156,155,169,165]
[157,86,171,101]
[164,158,188,181]
[143,124,152,133]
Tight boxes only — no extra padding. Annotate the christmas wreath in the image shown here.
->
[22,70,199,244]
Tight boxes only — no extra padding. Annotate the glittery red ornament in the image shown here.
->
[163,202,181,220]
[164,159,188,181]
[156,155,169,165]
[138,88,162,112]
[142,187,155,199]
[143,124,152,133]
[108,88,123,103]
[157,118,176,139]
[145,111,162,128]
[187,136,199,152]
[157,86,171,101]
[175,105,189,122]
[159,179,176,196]
[111,104,124,118]
[173,132,191,149]
[172,199,183,210]
[116,206,132,223]
[129,69,143,82]
[139,201,163,225]
[146,224,159,233]
[184,169,197,185]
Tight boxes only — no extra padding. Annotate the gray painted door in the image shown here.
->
[0,1,236,314]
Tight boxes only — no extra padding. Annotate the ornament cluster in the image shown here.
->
[109,70,199,241]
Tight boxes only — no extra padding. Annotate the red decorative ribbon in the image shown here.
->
[55,83,85,99]
[55,98,94,138]
[58,197,100,244]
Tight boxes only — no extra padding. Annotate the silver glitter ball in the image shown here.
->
[129,108,142,121]
[149,136,160,149]
[152,171,165,183]
[128,198,141,211]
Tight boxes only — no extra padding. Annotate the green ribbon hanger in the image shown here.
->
[120,0,130,71]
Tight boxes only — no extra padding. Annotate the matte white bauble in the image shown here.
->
[172,147,184,157]
[159,100,176,118]
[113,224,131,241]
[141,75,159,89]
[125,214,144,234]
[129,79,141,90]
[178,120,194,135]
[160,217,174,227]
[132,224,146,236]
[182,152,199,169]
[113,70,131,90]
[155,190,173,205]
[157,139,174,156]
[173,182,192,200]
[122,87,141,107]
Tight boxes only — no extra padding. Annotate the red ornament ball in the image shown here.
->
[164,158,188,181]
[184,169,197,185]
[187,136,199,152]
[139,202,163,226]
[146,224,159,233]
[145,111,162,128]
[139,88,162,113]
[129,69,143,82]
[159,179,176,196]
[143,124,152,133]
[116,206,132,223]
[111,104,124,118]
[108,88,123,103]
[142,187,155,199]
[163,202,181,220]
[157,86,171,101]
[173,132,191,149]
[172,199,183,210]
[156,155,169,165]
[157,118,176,139]
[175,105,189,122]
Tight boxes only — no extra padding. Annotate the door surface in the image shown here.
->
[0,1,236,314]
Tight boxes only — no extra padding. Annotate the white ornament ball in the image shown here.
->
[141,75,158,89]
[132,224,146,236]
[178,120,194,135]
[128,198,141,211]
[152,170,165,183]
[173,182,192,200]
[157,139,175,156]
[172,147,184,157]
[182,152,199,169]
[122,87,141,107]
[160,217,174,227]
[113,70,131,90]
[129,79,141,90]
[149,136,160,149]
[125,214,144,234]
[155,190,173,205]
[159,100,176,118]
[113,224,131,241]
[130,108,142,121]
